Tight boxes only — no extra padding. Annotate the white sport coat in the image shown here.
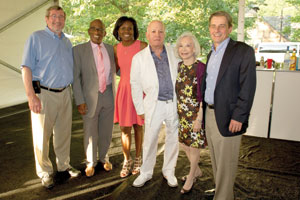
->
[130,44,179,124]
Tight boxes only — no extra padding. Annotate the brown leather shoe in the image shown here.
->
[102,161,113,172]
[85,166,95,177]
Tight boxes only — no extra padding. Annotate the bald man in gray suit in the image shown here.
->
[72,19,116,177]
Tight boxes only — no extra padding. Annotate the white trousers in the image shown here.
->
[31,87,72,178]
[140,100,179,178]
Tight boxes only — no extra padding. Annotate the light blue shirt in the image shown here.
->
[150,45,173,101]
[21,27,73,88]
[204,38,230,104]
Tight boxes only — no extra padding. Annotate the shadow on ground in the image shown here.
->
[0,103,300,200]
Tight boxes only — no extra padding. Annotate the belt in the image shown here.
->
[159,99,173,104]
[41,85,68,93]
[207,104,214,109]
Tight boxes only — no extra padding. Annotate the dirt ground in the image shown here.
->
[0,103,300,200]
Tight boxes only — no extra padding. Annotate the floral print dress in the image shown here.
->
[175,60,206,148]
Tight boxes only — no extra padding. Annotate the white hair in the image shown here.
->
[175,32,200,59]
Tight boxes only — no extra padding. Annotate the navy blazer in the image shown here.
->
[202,38,256,137]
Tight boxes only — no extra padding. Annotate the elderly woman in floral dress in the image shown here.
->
[175,32,207,194]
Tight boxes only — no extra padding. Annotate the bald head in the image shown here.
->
[88,19,106,44]
[89,19,105,29]
[146,20,165,48]
[147,20,165,32]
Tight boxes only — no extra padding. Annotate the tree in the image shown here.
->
[62,0,255,55]
[286,0,300,41]
[254,0,300,41]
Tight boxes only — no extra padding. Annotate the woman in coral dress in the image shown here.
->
[113,16,147,177]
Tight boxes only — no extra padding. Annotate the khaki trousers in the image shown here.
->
[31,87,72,178]
[205,108,242,200]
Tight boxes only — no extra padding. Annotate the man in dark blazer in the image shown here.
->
[72,19,116,177]
[202,11,256,200]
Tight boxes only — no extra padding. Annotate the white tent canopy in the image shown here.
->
[0,0,56,108]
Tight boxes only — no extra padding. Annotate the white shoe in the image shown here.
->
[132,174,152,187]
[67,166,81,177]
[163,174,178,187]
[41,174,54,189]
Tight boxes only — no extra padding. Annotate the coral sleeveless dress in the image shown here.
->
[114,40,144,126]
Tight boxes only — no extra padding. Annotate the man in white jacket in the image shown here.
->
[130,20,179,188]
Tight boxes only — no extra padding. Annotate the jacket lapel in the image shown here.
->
[216,39,237,86]
[165,45,173,81]
[85,42,98,74]
[145,46,159,85]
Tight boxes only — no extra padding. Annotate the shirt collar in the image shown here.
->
[90,41,104,49]
[211,37,230,53]
[149,45,166,54]
[45,26,65,39]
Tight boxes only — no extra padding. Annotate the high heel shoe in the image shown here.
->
[180,173,196,194]
[180,176,194,194]
[181,168,203,182]
[180,187,192,194]
[132,156,142,175]
[120,159,133,178]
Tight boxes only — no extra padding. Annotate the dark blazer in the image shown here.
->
[202,38,256,137]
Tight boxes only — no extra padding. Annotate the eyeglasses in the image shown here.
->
[89,27,105,32]
[49,15,65,20]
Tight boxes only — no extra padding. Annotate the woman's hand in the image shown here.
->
[193,104,203,132]
[193,119,202,132]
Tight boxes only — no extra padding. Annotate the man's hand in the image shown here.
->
[77,103,88,115]
[229,119,242,133]
[28,95,42,114]
[22,66,42,114]
[138,114,145,120]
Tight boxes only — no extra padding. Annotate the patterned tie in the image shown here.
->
[98,45,106,93]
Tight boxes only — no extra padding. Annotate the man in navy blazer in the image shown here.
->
[202,11,256,200]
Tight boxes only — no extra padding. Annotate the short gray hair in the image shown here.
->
[175,32,200,59]
[46,5,66,19]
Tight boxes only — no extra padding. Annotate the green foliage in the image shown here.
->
[62,0,255,55]
[282,26,291,36]
[290,26,300,41]
[286,0,300,41]
[255,0,300,41]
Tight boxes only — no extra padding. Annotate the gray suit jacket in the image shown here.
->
[72,41,116,118]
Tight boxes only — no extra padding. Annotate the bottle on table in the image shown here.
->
[283,46,290,70]
[260,56,265,68]
[289,48,296,71]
